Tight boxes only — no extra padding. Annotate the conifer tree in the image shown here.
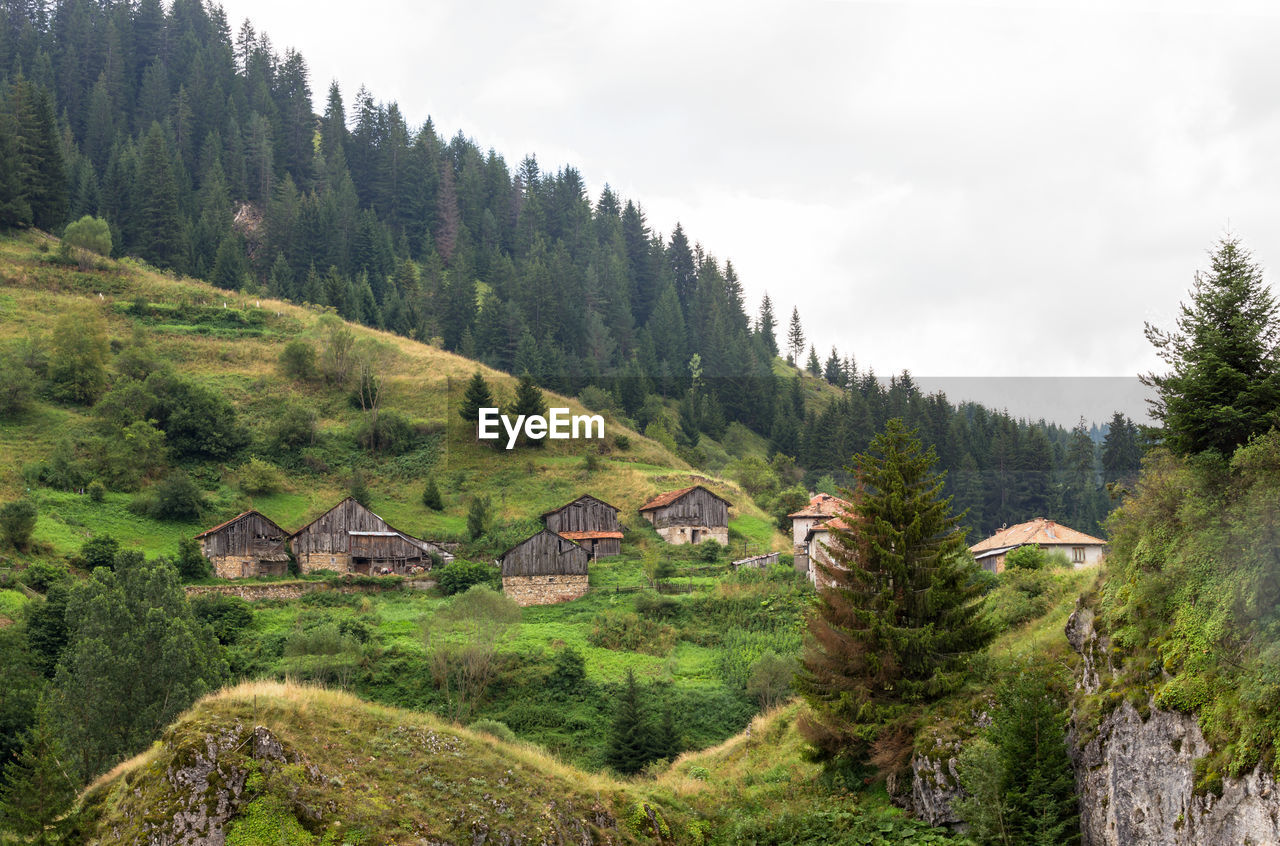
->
[0,707,76,840]
[606,669,654,775]
[757,292,778,356]
[510,372,547,448]
[1144,237,1280,457]
[806,345,821,377]
[797,418,992,768]
[1101,412,1142,484]
[422,476,443,511]
[459,371,495,423]
[824,346,844,386]
[135,123,186,271]
[787,307,805,365]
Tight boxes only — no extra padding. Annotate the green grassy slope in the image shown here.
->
[74,680,965,846]
[0,231,787,561]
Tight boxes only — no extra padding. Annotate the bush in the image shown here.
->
[143,372,248,461]
[87,480,105,502]
[20,561,67,593]
[278,338,317,381]
[0,499,37,550]
[190,594,253,644]
[77,535,120,570]
[175,537,212,580]
[237,457,285,495]
[588,611,676,656]
[614,434,630,451]
[700,539,722,562]
[266,403,316,456]
[435,559,498,595]
[62,215,112,256]
[353,409,417,455]
[747,651,796,708]
[1004,545,1048,571]
[131,470,206,521]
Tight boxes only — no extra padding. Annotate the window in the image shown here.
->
[1072,547,1085,564]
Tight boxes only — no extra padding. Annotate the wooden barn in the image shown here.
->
[639,485,731,546]
[498,529,590,606]
[541,494,623,558]
[195,510,290,579]
[290,497,452,574]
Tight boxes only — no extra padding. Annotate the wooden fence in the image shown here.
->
[731,552,780,570]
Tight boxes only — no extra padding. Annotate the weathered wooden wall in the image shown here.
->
[199,512,287,559]
[291,498,392,555]
[500,530,589,578]
[645,487,729,530]
[545,497,621,534]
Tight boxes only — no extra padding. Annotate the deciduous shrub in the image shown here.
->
[588,611,676,656]
[0,500,37,550]
[435,559,498,595]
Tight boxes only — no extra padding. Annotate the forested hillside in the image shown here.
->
[0,0,1142,536]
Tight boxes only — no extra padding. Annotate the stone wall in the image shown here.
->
[186,582,312,601]
[296,552,351,574]
[654,525,728,546]
[209,554,255,579]
[502,574,589,606]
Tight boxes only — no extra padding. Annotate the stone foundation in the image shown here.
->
[502,574,589,606]
[210,555,255,579]
[654,525,728,546]
[186,582,311,602]
[296,552,352,574]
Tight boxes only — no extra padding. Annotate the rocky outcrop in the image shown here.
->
[909,753,966,827]
[1068,607,1280,845]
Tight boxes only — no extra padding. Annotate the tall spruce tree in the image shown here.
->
[787,306,805,365]
[1101,412,1142,484]
[806,344,821,377]
[509,372,548,448]
[1143,237,1280,457]
[606,669,655,775]
[797,418,992,769]
[757,292,778,356]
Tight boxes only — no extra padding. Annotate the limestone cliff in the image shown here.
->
[1067,607,1280,846]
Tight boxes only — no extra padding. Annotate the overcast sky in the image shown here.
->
[214,0,1280,420]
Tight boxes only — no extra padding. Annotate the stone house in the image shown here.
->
[969,517,1107,574]
[638,485,731,545]
[541,494,623,558]
[498,529,590,606]
[194,510,291,579]
[788,493,851,576]
[804,516,855,587]
[290,497,452,574]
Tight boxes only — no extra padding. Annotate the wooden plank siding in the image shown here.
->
[543,495,622,535]
[290,498,395,556]
[643,487,730,530]
[499,530,590,577]
[197,511,287,559]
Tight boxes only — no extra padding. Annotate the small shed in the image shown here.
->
[639,484,731,546]
[969,518,1107,574]
[499,529,590,606]
[290,497,452,574]
[195,510,290,579]
[542,494,623,558]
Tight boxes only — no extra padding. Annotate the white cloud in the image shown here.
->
[216,0,1280,390]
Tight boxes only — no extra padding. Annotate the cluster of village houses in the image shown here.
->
[787,492,1108,586]
[196,484,1106,607]
[195,484,734,607]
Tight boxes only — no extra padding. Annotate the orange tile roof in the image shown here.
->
[788,493,851,519]
[557,530,624,541]
[969,518,1107,555]
[639,484,732,511]
[805,516,855,541]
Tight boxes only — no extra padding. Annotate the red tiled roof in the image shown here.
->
[557,530,624,541]
[788,493,851,519]
[805,516,855,542]
[639,484,732,511]
[970,518,1106,555]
